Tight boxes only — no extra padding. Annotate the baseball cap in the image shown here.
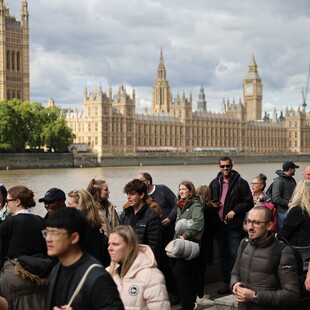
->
[39,188,66,203]
[282,161,299,171]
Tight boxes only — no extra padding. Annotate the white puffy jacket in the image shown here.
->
[107,244,170,310]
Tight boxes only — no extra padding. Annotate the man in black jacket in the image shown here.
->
[120,179,162,260]
[45,207,124,310]
[209,156,253,294]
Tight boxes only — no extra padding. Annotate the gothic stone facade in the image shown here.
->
[0,0,29,102]
[67,51,310,158]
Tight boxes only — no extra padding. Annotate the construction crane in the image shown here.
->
[302,61,310,107]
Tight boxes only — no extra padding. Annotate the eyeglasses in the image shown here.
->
[41,229,68,238]
[220,164,231,168]
[244,219,269,227]
[250,183,263,185]
[5,198,17,203]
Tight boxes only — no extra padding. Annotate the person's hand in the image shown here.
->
[161,218,171,227]
[233,284,255,302]
[53,306,73,310]
[179,235,185,240]
[225,211,235,221]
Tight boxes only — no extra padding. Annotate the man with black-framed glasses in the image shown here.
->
[231,205,299,309]
[209,156,253,294]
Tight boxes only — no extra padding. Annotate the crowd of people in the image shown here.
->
[0,158,309,310]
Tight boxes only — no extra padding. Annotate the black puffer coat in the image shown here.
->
[120,202,162,258]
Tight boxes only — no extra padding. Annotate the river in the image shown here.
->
[0,161,308,217]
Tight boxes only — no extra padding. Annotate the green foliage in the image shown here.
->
[0,100,75,152]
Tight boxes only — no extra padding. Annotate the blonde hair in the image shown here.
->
[108,225,139,278]
[197,185,212,206]
[290,180,310,215]
[67,189,102,229]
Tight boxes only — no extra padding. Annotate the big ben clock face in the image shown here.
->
[257,87,262,94]
[246,86,253,94]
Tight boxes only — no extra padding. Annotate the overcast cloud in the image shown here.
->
[7,0,310,115]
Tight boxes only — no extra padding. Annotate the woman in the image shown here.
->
[251,174,277,231]
[195,185,223,307]
[0,186,47,310]
[87,179,119,237]
[0,184,8,222]
[67,189,110,266]
[251,173,269,205]
[278,180,310,246]
[107,225,170,310]
[172,181,204,310]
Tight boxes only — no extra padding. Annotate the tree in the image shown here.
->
[0,101,25,151]
[41,109,75,152]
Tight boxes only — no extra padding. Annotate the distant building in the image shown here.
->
[67,50,310,158]
[0,0,29,102]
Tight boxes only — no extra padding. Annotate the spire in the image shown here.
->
[160,47,164,66]
[245,52,261,80]
[21,0,29,22]
[156,48,166,80]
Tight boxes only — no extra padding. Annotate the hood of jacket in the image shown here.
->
[275,169,294,179]
[116,244,156,279]
[216,169,241,183]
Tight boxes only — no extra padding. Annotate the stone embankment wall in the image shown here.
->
[0,153,97,170]
[0,152,309,170]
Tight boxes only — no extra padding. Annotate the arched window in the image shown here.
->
[17,90,21,99]
[6,50,10,70]
[12,90,16,99]
[17,52,20,71]
[7,89,10,100]
[12,51,15,71]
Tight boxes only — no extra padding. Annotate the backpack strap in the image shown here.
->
[67,263,102,307]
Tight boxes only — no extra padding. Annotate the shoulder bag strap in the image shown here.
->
[67,263,102,307]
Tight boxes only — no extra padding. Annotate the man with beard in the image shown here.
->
[231,205,299,309]
[209,157,253,294]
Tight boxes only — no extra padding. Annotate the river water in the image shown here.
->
[0,162,308,217]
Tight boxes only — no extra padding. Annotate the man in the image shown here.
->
[136,172,178,304]
[271,161,299,228]
[120,179,162,258]
[231,205,300,309]
[303,166,310,180]
[39,187,66,220]
[45,207,124,310]
[209,156,253,294]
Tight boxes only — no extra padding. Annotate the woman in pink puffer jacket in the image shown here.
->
[107,225,171,310]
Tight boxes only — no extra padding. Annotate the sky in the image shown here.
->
[7,0,310,115]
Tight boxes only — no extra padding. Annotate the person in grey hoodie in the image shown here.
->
[271,161,299,229]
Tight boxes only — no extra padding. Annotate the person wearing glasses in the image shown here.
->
[250,174,277,231]
[231,205,300,309]
[251,174,269,205]
[209,156,253,294]
[45,207,124,310]
[39,187,66,220]
[0,186,48,310]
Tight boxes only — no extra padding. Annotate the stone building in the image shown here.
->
[67,52,310,158]
[0,0,29,102]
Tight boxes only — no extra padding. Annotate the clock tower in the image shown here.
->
[243,53,263,121]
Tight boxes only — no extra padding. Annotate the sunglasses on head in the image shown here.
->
[220,164,231,168]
